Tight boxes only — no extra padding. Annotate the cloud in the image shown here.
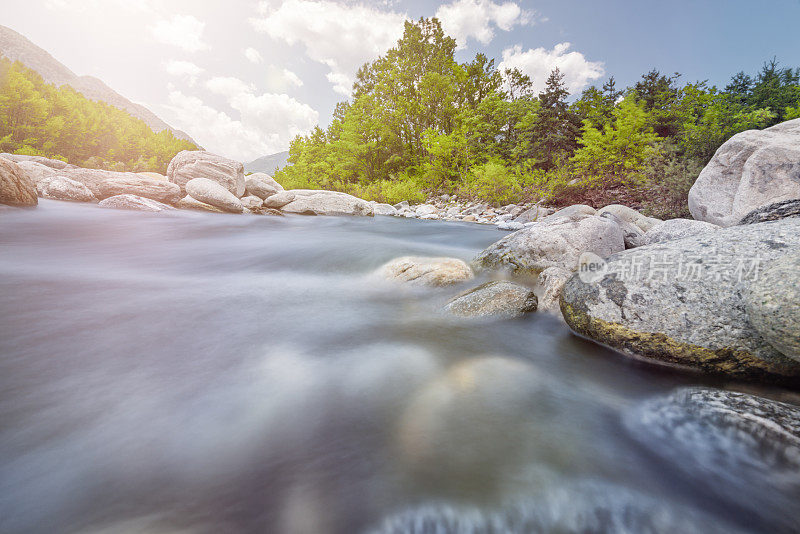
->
[149,14,209,52]
[164,77,318,161]
[162,60,204,86]
[499,43,604,94]
[45,0,155,12]
[244,47,263,64]
[436,0,534,49]
[250,0,407,96]
[265,65,304,93]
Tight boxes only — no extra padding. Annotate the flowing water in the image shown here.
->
[0,200,798,534]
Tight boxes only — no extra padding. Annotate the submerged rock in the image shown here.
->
[559,218,800,383]
[745,252,800,361]
[167,150,245,196]
[378,256,473,286]
[445,281,537,318]
[185,178,243,214]
[0,158,37,207]
[281,189,373,216]
[738,198,800,224]
[96,175,182,205]
[39,176,96,202]
[688,118,800,226]
[98,194,174,212]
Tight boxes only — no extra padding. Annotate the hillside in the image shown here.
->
[245,151,290,175]
[0,24,197,145]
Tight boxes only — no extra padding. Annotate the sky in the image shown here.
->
[3,0,800,162]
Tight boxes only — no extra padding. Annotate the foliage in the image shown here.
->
[0,58,196,172]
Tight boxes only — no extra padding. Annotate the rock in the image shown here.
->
[137,172,167,181]
[59,168,143,198]
[419,213,439,220]
[167,150,245,197]
[542,204,596,223]
[745,252,800,361]
[0,158,37,206]
[96,176,182,204]
[378,256,473,287]
[245,173,283,199]
[642,218,720,245]
[688,118,800,226]
[559,218,800,383]
[39,176,96,202]
[0,153,71,169]
[16,160,60,186]
[445,281,537,318]
[372,202,398,216]
[513,205,552,224]
[537,266,572,314]
[263,191,296,209]
[463,203,488,216]
[462,214,477,222]
[738,198,800,224]
[247,206,284,216]
[176,195,224,213]
[597,204,661,232]
[240,195,264,210]
[474,215,625,275]
[497,220,525,231]
[185,178,244,214]
[415,204,438,217]
[98,194,173,212]
[394,200,409,210]
[624,387,800,532]
[599,212,646,249]
[281,190,373,216]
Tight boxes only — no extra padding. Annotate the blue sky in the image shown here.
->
[3,0,800,161]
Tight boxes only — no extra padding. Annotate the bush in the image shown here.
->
[461,161,521,206]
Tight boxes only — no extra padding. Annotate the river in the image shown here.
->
[0,200,796,533]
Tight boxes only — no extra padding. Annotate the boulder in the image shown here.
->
[537,266,572,314]
[599,212,645,249]
[688,118,800,226]
[597,204,660,232]
[39,176,96,202]
[176,195,224,213]
[415,204,439,217]
[642,218,719,246]
[0,157,37,206]
[542,204,596,223]
[513,205,552,224]
[462,214,477,222]
[372,202,398,216]
[474,215,625,275]
[281,189,373,216]
[240,195,264,210]
[378,256,473,287]
[167,150,245,197]
[738,198,800,224]
[263,191,296,209]
[559,218,800,383]
[445,281,537,318]
[59,168,142,198]
[185,178,243,214]
[0,153,71,169]
[624,387,800,532]
[16,160,60,186]
[137,172,167,181]
[245,173,283,199]
[96,176,182,204]
[745,252,800,361]
[98,194,174,212]
[497,220,525,231]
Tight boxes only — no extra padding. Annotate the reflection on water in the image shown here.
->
[0,200,796,534]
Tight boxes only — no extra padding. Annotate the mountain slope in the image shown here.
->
[245,151,290,175]
[0,24,197,145]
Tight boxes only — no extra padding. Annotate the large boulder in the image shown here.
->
[15,160,60,186]
[263,191,296,209]
[39,176,96,202]
[167,150,245,197]
[641,218,719,246]
[185,178,243,214]
[59,168,142,198]
[445,281,538,318]
[688,118,800,226]
[98,194,174,212]
[0,158,37,206]
[738,198,800,224]
[378,256,473,287]
[473,215,625,275]
[245,173,283,199]
[541,204,596,223]
[744,252,800,361]
[96,176,182,205]
[597,204,660,232]
[559,218,800,383]
[0,153,71,169]
[624,387,800,532]
[281,189,373,216]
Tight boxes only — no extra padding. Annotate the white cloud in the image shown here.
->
[244,47,263,64]
[164,76,318,161]
[436,0,534,49]
[499,43,604,94]
[45,0,155,12]
[149,14,209,52]
[162,60,204,86]
[265,65,304,93]
[250,0,407,96]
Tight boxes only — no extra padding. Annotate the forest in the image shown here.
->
[276,18,800,218]
[0,57,197,172]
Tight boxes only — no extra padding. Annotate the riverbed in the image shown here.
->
[0,200,796,533]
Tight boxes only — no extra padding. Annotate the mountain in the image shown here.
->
[245,151,290,175]
[0,24,198,145]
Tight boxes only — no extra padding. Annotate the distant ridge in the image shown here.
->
[245,151,290,175]
[0,24,198,146]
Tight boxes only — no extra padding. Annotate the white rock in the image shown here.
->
[642,218,720,245]
[240,195,265,210]
[185,178,243,213]
[377,256,473,286]
[371,202,398,216]
[597,204,661,232]
[167,150,245,197]
[98,194,173,212]
[281,190,373,216]
[39,176,96,202]
[245,173,283,199]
